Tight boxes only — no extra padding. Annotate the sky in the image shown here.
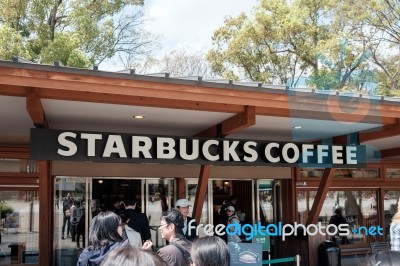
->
[101,0,258,71]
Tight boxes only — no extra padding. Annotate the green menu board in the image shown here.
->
[252,234,270,252]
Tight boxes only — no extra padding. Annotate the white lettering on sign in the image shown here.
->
[51,131,364,166]
[57,132,77,156]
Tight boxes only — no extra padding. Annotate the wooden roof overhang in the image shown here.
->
[0,60,398,125]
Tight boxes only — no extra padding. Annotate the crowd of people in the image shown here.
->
[58,191,400,266]
[71,195,233,266]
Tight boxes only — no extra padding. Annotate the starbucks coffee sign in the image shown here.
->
[30,128,366,167]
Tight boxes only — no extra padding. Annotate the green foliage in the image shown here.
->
[207,0,400,95]
[0,25,31,60]
[0,0,155,68]
[0,201,14,219]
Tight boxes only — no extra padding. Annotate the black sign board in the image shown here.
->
[30,128,367,167]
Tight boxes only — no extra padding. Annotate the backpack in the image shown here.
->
[71,205,84,225]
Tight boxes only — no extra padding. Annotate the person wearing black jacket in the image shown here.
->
[329,207,349,244]
[175,199,198,242]
[125,198,151,243]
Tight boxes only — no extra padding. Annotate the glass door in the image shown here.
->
[145,179,174,248]
[54,177,89,266]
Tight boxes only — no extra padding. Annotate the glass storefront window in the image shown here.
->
[299,168,379,178]
[145,179,174,248]
[297,189,379,244]
[258,180,274,224]
[0,159,38,174]
[54,177,88,266]
[0,190,39,264]
[383,191,400,239]
[386,168,400,178]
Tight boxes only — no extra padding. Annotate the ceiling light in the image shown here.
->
[292,125,303,129]
[133,115,145,119]
[98,180,103,184]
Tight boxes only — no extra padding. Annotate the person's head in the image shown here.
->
[191,236,230,266]
[335,207,344,216]
[101,244,167,266]
[89,211,123,250]
[175,199,192,218]
[112,197,122,209]
[66,193,71,199]
[229,195,237,205]
[226,206,235,217]
[159,210,184,241]
[125,198,137,208]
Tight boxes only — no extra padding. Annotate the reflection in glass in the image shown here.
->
[300,168,379,178]
[186,179,208,225]
[297,190,379,244]
[384,191,400,240]
[0,191,39,264]
[386,169,400,178]
[54,177,88,266]
[146,179,174,248]
[258,180,274,224]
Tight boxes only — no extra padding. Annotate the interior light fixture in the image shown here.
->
[98,180,103,184]
[133,115,145,119]
[292,125,303,129]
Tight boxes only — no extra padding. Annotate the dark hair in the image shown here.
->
[119,211,129,224]
[335,207,343,215]
[89,211,123,250]
[112,196,122,204]
[125,198,137,206]
[161,210,184,235]
[100,244,167,266]
[191,236,230,266]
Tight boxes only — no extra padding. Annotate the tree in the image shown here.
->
[208,0,333,85]
[0,0,157,68]
[133,49,218,78]
[207,0,382,91]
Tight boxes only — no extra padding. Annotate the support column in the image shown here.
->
[192,165,211,222]
[306,168,336,225]
[39,160,53,265]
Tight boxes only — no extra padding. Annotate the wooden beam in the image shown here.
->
[26,90,48,128]
[316,119,400,146]
[222,106,256,135]
[38,160,52,265]
[176,177,186,200]
[306,168,336,225]
[192,107,256,220]
[196,106,256,137]
[192,165,211,222]
[0,145,30,159]
[379,147,400,158]
[359,120,400,142]
[0,176,38,185]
